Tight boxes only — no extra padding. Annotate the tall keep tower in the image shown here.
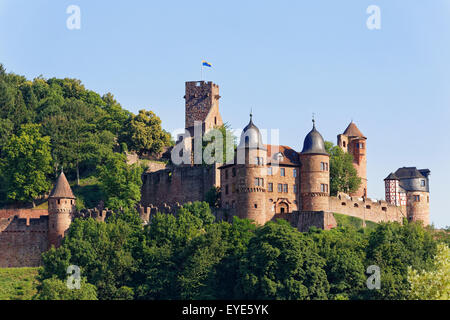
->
[300,120,330,212]
[184,81,223,134]
[48,171,75,249]
[236,114,268,225]
[338,122,367,198]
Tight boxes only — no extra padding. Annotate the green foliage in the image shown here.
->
[0,268,39,300]
[205,187,221,208]
[202,123,237,165]
[40,217,141,300]
[325,141,361,196]
[36,197,448,301]
[123,110,172,156]
[362,221,438,300]
[333,213,378,230]
[238,220,330,300]
[0,124,52,205]
[97,153,144,211]
[0,66,171,205]
[34,276,98,300]
[408,243,450,300]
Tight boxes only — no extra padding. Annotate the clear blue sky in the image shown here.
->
[1,0,449,227]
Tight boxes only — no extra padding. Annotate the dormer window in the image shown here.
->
[274,152,284,162]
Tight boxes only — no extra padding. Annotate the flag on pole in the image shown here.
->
[202,60,212,67]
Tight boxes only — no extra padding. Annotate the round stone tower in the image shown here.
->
[299,120,330,212]
[48,171,76,249]
[236,114,268,225]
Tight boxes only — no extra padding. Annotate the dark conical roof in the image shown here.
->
[384,172,399,181]
[49,171,75,199]
[238,114,266,150]
[343,121,366,139]
[301,121,328,155]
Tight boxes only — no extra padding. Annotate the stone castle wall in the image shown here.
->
[141,164,220,210]
[329,193,404,224]
[0,210,49,268]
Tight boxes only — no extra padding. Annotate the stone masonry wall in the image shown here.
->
[0,212,49,268]
[141,164,220,210]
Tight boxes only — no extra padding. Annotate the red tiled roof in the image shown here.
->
[265,145,300,166]
[343,122,366,139]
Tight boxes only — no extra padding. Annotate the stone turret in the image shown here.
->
[300,119,330,212]
[48,171,75,248]
[338,121,367,198]
[236,114,268,225]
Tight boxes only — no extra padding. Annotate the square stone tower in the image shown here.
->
[184,81,223,134]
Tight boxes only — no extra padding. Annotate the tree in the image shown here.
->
[205,187,221,208]
[39,218,140,300]
[362,221,438,300]
[202,123,237,165]
[0,124,53,206]
[308,227,367,300]
[325,141,361,196]
[124,110,172,156]
[97,153,144,211]
[408,243,450,300]
[238,220,330,300]
[35,276,98,300]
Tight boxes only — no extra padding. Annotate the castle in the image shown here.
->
[0,80,431,268]
[0,172,110,268]
[141,80,431,230]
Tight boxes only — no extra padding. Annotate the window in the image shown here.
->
[293,169,298,178]
[267,167,273,176]
[225,170,228,179]
[427,196,429,203]
[255,178,264,187]
[343,141,346,148]
[414,195,420,202]
[283,184,288,193]
[232,168,236,177]
[232,183,236,193]
[278,184,283,193]
[293,184,298,194]
[254,204,258,209]
[225,185,229,195]
[358,143,365,149]
[268,183,273,192]
[321,162,329,171]
[280,168,285,177]
[255,157,264,165]
[320,184,329,193]
[421,180,426,187]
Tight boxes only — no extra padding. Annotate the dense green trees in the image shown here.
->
[37,200,449,300]
[325,141,361,196]
[0,124,53,206]
[97,153,144,211]
[0,64,172,206]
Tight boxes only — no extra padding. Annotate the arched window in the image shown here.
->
[354,203,359,208]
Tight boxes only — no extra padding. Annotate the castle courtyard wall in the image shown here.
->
[0,211,49,268]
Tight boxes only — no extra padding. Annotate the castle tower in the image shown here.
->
[384,173,401,206]
[235,114,268,225]
[184,81,223,134]
[338,122,367,198]
[48,171,76,249]
[300,120,330,212]
[394,167,430,226]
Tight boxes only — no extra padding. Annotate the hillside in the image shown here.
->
[0,268,39,300]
